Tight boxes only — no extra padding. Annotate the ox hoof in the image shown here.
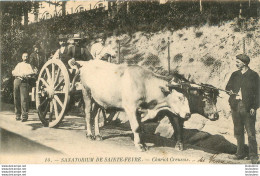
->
[86,134,95,140]
[175,141,184,151]
[136,144,148,152]
[95,135,103,141]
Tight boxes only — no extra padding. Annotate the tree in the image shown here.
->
[0,1,34,26]
[45,1,66,16]
[23,1,33,26]
[33,2,40,22]
[62,1,67,16]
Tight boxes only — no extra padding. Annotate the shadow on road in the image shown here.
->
[7,107,241,155]
[101,122,239,155]
[28,122,46,131]
[102,133,133,140]
[0,128,62,154]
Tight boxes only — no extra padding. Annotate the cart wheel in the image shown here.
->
[36,59,70,127]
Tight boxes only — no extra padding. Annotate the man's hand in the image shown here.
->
[70,58,76,66]
[250,109,256,116]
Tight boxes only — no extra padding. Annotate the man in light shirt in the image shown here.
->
[91,38,116,62]
[226,54,259,164]
[12,52,38,122]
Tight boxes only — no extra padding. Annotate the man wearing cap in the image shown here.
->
[52,34,70,66]
[30,44,45,71]
[67,33,93,68]
[226,54,259,164]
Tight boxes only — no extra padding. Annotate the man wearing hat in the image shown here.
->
[226,54,259,164]
[52,34,70,65]
[30,43,44,71]
[67,33,93,68]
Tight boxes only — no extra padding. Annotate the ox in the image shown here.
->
[134,73,220,150]
[163,73,220,149]
[168,73,219,120]
[78,60,190,151]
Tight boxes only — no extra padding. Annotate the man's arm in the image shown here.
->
[225,72,235,92]
[30,64,38,75]
[52,49,60,60]
[67,46,73,58]
[252,72,260,110]
[12,64,20,77]
[84,48,93,61]
[29,53,35,64]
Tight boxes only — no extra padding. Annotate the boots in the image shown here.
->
[236,135,246,157]
[229,135,247,160]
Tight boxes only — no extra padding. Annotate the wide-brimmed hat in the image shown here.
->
[58,34,67,40]
[72,33,83,40]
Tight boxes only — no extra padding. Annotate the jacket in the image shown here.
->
[225,68,259,111]
[67,45,93,61]
[29,52,45,70]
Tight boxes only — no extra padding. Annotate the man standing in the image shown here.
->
[30,44,44,71]
[12,53,38,122]
[226,54,259,164]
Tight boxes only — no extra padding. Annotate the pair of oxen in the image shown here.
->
[77,60,220,152]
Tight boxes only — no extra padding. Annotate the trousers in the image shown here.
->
[231,101,258,159]
[13,78,29,119]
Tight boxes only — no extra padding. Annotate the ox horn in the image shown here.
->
[166,83,182,90]
[189,83,202,89]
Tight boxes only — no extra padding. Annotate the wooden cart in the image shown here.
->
[36,59,80,127]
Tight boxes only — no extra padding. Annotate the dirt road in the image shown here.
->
[0,108,253,164]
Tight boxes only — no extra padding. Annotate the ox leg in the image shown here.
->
[168,113,184,151]
[82,88,95,140]
[125,108,148,152]
[95,106,103,141]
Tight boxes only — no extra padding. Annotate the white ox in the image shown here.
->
[78,60,190,151]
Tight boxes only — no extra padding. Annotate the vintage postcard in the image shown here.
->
[0,0,259,168]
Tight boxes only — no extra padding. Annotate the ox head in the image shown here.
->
[170,90,191,119]
[160,84,191,120]
[167,81,219,121]
[188,83,219,121]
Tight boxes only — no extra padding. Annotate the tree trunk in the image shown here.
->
[127,1,130,14]
[200,0,202,13]
[62,1,67,16]
[239,2,242,18]
[23,9,28,26]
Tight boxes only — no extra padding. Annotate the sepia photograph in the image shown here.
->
[0,0,259,170]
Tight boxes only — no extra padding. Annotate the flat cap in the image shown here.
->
[236,54,250,65]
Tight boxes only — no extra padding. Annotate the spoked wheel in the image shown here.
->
[36,59,70,127]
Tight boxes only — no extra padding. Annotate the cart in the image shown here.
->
[36,58,81,127]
